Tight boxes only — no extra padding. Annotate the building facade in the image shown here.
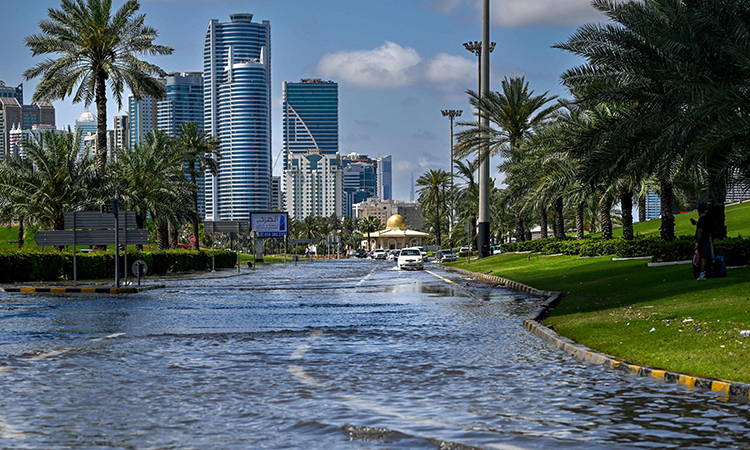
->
[9,124,60,159]
[271,176,282,211]
[341,153,377,218]
[285,149,343,218]
[128,94,159,149]
[158,72,204,136]
[376,155,392,200]
[204,13,272,221]
[1,97,55,161]
[75,111,97,158]
[0,81,23,104]
[114,115,129,152]
[353,197,423,230]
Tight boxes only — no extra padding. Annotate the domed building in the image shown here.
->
[366,214,428,250]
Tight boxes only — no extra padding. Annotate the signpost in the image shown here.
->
[132,259,147,285]
[34,209,147,287]
[250,212,288,263]
[203,220,250,272]
[189,235,196,244]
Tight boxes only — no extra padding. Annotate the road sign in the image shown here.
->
[65,211,136,230]
[132,259,148,277]
[189,235,196,243]
[250,212,288,238]
[34,229,148,246]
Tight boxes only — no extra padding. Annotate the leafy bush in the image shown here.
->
[0,249,237,283]
[614,235,660,258]
[650,236,695,262]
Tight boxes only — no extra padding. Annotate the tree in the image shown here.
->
[113,130,195,250]
[24,0,173,171]
[454,159,479,250]
[0,131,98,235]
[175,122,221,250]
[359,216,380,251]
[417,169,450,249]
[455,77,559,242]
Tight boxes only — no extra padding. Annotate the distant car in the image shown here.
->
[434,249,457,262]
[354,249,368,258]
[398,248,424,270]
[416,246,428,260]
[373,249,387,260]
[490,245,503,255]
[459,247,472,254]
[386,249,401,261]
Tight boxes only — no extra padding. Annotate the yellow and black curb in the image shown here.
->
[443,265,750,401]
[2,285,165,294]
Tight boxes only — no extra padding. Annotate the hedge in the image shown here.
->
[0,249,237,283]
[493,235,750,265]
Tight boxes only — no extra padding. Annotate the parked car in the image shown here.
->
[354,249,368,258]
[491,245,503,255]
[398,247,424,270]
[372,249,388,260]
[416,246,428,260]
[386,249,400,261]
[434,249,457,262]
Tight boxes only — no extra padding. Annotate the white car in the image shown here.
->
[386,250,400,261]
[416,246,428,260]
[372,249,387,260]
[398,248,424,270]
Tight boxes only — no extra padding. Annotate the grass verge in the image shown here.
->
[445,253,750,383]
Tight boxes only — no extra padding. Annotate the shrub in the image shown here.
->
[650,236,695,262]
[614,235,660,258]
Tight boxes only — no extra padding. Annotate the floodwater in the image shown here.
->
[0,259,748,449]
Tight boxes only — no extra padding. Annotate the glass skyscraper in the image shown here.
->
[158,72,204,135]
[283,79,338,159]
[204,13,271,221]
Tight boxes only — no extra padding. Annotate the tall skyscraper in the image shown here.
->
[0,97,55,161]
[204,13,272,221]
[0,81,23,104]
[342,152,377,218]
[128,94,159,149]
[283,79,341,218]
[376,155,392,200]
[158,72,204,135]
[114,114,129,152]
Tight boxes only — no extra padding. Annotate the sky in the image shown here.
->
[0,0,603,201]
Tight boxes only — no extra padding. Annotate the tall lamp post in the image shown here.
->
[441,109,462,250]
[464,0,493,258]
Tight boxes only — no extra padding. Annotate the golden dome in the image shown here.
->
[386,214,406,230]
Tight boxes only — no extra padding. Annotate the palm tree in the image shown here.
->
[0,131,98,234]
[113,130,194,250]
[454,159,479,249]
[0,157,36,249]
[24,0,173,171]
[175,122,221,250]
[416,169,450,249]
[359,216,380,251]
[455,77,560,242]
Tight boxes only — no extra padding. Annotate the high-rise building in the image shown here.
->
[158,72,204,136]
[75,111,97,158]
[204,13,272,221]
[285,149,343,218]
[128,94,159,149]
[644,188,661,221]
[0,81,23,104]
[271,176,282,211]
[341,152,377,218]
[0,97,55,161]
[114,114,129,152]
[376,155,392,200]
[9,124,60,159]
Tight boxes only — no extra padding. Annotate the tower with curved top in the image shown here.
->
[204,13,271,221]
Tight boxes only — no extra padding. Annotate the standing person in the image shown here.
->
[694,203,712,280]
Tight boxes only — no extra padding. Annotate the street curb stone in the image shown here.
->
[442,265,750,401]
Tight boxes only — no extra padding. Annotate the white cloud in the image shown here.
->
[490,0,602,26]
[316,41,421,89]
[316,42,476,95]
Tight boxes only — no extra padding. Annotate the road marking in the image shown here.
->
[425,270,477,299]
[356,267,377,286]
[91,332,126,342]
[425,270,455,285]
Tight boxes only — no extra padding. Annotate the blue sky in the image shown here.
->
[0,0,602,201]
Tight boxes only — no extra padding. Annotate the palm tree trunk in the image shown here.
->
[157,223,169,250]
[96,69,108,173]
[576,202,585,240]
[17,216,24,250]
[599,187,613,241]
[514,206,525,242]
[191,173,200,250]
[620,189,634,241]
[540,208,548,239]
[170,222,178,249]
[707,163,728,239]
[554,196,565,240]
[659,175,675,242]
[638,195,646,223]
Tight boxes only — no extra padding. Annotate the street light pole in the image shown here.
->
[441,109,462,250]
[479,0,493,258]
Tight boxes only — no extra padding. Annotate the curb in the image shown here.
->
[2,284,165,294]
[443,265,750,401]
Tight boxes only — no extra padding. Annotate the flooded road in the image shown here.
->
[0,259,748,449]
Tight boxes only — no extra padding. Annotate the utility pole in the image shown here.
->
[441,109,462,250]
[478,0,492,258]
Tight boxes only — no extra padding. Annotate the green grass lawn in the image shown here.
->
[445,253,750,383]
